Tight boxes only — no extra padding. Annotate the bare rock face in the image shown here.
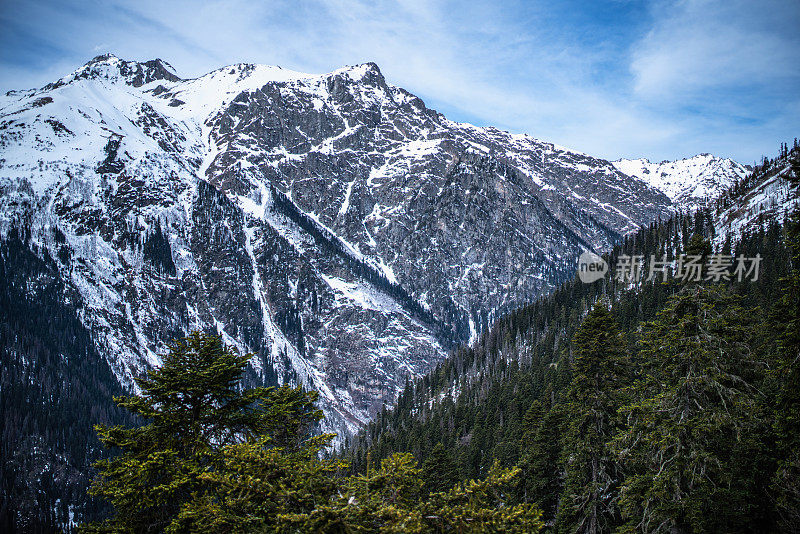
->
[0,54,677,438]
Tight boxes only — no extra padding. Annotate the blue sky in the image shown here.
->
[1,0,797,163]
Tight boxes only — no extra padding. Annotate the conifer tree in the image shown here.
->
[685,232,712,261]
[172,433,342,533]
[423,460,544,533]
[556,304,630,533]
[518,399,565,522]
[422,442,460,495]
[615,286,767,533]
[278,452,544,533]
[83,332,323,533]
[772,209,800,532]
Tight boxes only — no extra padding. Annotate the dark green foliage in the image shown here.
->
[771,209,800,532]
[170,434,343,533]
[176,447,544,533]
[346,142,800,533]
[420,460,543,533]
[614,286,771,532]
[84,332,323,533]
[141,221,175,275]
[518,400,565,523]
[0,228,134,533]
[685,232,712,259]
[80,332,544,533]
[555,304,629,533]
[422,442,460,495]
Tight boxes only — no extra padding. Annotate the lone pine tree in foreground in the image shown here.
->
[82,332,327,533]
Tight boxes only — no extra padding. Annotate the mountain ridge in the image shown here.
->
[612,153,750,209]
[1,53,788,531]
[0,53,740,439]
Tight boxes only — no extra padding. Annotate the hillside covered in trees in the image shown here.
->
[75,143,799,533]
[343,143,800,532]
[77,332,544,533]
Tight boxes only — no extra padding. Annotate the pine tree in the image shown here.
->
[772,209,800,532]
[615,286,767,533]
[556,303,630,533]
[171,433,342,533]
[83,332,323,533]
[274,452,544,533]
[685,232,712,261]
[422,442,460,495]
[422,460,544,533]
[518,399,565,522]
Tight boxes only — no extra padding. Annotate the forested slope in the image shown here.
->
[344,143,800,532]
[0,228,136,532]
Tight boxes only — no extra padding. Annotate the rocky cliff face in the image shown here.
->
[0,54,682,437]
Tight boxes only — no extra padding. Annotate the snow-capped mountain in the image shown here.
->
[613,154,749,210]
[0,54,680,438]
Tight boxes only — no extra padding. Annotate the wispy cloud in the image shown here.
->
[631,0,799,100]
[1,0,797,163]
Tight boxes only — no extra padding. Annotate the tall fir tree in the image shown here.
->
[614,286,770,533]
[83,332,323,533]
[555,303,630,534]
[771,209,800,532]
[421,442,460,495]
[518,398,565,523]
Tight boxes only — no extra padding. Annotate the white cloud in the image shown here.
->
[631,0,800,99]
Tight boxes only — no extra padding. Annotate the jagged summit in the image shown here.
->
[39,54,386,96]
[330,62,385,82]
[46,53,182,89]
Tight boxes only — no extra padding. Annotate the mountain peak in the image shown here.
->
[612,154,749,208]
[87,52,118,64]
[49,54,181,90]
[329,62,386,87]
[0,51,696,448]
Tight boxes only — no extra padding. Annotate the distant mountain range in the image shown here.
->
[0,54,748,438]
[613,154,749,210]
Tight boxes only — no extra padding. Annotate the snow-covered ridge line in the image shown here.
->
[0,52,698,446]
[612,154,749,210]
[712,152,800,248]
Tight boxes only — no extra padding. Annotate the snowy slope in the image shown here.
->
[712,156,799,247]
[613,154,749,210]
